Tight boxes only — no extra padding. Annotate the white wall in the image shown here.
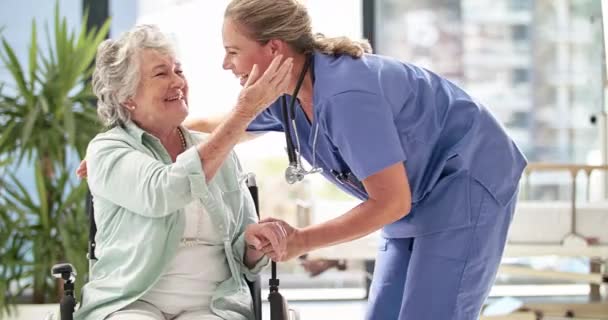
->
[136,0,239,119]
[307,0,362,40]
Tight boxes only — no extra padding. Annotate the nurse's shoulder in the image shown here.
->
[314,52,409,98]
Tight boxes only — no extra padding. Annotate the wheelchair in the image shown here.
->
[52,173,296,320]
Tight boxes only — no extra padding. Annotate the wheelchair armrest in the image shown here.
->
[247,275,262,320]
[288,308,300,320]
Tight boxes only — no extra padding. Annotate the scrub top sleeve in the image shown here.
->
[246,106,284,133]
[322,91,407,180]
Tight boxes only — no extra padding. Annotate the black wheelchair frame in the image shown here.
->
[52,174,290,320]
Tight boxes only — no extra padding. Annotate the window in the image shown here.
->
[512,67,530,84]
[375,0,604,166]
[511,24,530,42]
[509,0,532,11]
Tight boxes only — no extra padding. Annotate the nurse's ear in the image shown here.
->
[267,39,286,57]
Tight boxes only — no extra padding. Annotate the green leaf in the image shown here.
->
[0,0,109,308]
[77,9,90,49]
[77,19,110,77]
[43,21,56,66]
[6,173,38,213]
[39,95,49,113]
[0,157,12,167]
[28,19,38,92]
[0,121,18,155]
[0,39,32,106]
[53,2,62,67]
[64,99,75,145]
[56,181,87,214]
[92,19,111,46]
[20,103,39,147]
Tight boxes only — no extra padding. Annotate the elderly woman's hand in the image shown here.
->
[236,55,293,118]
[255,217,303,262]
[245,220,290,260]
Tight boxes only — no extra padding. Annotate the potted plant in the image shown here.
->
[0,2,109,317]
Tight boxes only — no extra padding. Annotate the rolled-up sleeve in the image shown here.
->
[177,147,209,198]
[232,233,269,281]
[87,134,211,217]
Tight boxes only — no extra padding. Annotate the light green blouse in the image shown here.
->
[74,121,268,320]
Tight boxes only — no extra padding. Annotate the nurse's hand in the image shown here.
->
[236,55,293,118]
[257,217,303,262]
[76,160,87,179]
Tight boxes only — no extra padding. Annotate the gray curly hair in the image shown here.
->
[92,24,176,127]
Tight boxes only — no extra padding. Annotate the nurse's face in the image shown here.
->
[222,18,275,86]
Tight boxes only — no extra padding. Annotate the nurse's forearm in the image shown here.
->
[298,198,407,253]
[183,114,226,133]
[185,114,262,143]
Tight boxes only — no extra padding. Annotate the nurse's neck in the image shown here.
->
[285,52,314,120]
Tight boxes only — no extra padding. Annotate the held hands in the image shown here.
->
[236,55,293,118]
[245,217,302,262]
[245,220,287,261]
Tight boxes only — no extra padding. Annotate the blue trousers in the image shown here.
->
[366,180,517,320]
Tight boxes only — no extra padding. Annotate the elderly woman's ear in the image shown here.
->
[122,100,136,111]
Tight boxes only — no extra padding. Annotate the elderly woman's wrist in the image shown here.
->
[233,103,259,121]
[245,244,266,266]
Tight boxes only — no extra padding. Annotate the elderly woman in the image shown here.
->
[75,25,292,320]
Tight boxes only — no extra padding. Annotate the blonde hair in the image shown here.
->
[225,0,372,58]
[92,24,175,127]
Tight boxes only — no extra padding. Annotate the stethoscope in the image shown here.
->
[282,55,323,184]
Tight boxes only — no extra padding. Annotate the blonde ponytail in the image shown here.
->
[312,33,372,58]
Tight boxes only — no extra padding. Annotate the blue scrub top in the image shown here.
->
[247,52,527,237]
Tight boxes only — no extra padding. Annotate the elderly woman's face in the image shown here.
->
[129,49,188,127]
[221,18,275,86]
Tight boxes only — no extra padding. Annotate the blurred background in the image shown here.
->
[1,0,607,319]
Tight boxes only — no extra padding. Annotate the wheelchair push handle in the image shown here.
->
[52,263,77,283]
[51,263,77,320]
[245,173,294,320]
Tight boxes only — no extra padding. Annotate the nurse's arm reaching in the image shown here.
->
[259,161,412,261]
[183,114,261,142]
[182,114,225,134]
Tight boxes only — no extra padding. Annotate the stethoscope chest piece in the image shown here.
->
[282,54,323,184]
[285,164,305,185]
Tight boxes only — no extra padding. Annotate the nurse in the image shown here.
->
[187,0,528,319]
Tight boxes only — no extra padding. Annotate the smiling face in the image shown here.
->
[221,18,276,86]
[128,48,189,129]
